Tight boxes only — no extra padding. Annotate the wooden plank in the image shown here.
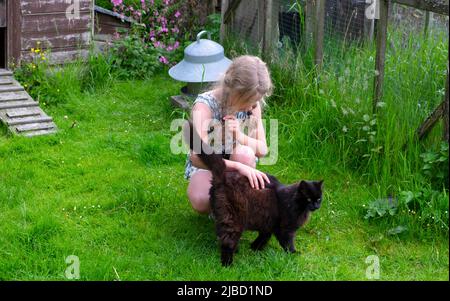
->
[23,128,58,137]
[15,122,55,133]
[21,12,91,34]
[7,116,53,126]
[0,91,30,102]
[21,0,91,15]
[5,107,42,118]
[21,31,91,50]
[170,95,191,111]
[314,0,326,69]
[0,100,39,110]
[0,0,6,28]
[0,85,24,93]
[0,78,13,85]
[20,48,90,65]
[417,101,445,140]
[0,69,13,76]
[373,0,390,113]
[392,0,449,15]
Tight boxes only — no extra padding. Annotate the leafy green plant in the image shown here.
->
[13,44,83,107]
[397,188,449,232]
[364,197,398,219]
[13,44,50,102]
[108,26,160,79]
[420,142,449,189]
[205,13,222,42]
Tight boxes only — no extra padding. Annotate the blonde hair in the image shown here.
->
[209,55,273,115]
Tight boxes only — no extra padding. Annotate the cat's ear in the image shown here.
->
[298,181,309,193]
[317,180,324,189]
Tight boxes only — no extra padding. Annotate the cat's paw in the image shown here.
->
[250,242,265,251]
[221,257,233,267]
[288,247,299,254]
[221,251,234,267]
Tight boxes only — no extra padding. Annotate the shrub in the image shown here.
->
[420,141,449,190]
[111,0,184,67]
[107,26,160,79]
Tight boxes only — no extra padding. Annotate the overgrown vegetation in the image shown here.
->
[223,24,449,238]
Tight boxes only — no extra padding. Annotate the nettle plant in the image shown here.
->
[420,141,449,190]
[111,0,183,66]
[328,95,384,171]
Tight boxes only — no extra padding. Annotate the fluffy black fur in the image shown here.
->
[184,120,324,266]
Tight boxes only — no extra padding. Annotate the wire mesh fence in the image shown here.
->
[223,0,449,56]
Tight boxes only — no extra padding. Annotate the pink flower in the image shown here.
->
[171,27,179,34]
[174,11,181,18]
[159,56,169,64]
[166,45,173,52]
[111,0,123,6]
[173,41,180,49]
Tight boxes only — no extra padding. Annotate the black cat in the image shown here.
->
[184,120,324,266]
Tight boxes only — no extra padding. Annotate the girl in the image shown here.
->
[184,55,273,214]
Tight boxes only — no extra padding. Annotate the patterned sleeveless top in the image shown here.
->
[184,91,252,180]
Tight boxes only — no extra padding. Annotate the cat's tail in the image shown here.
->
[183,119,226,180]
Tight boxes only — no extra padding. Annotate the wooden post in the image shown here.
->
[304,0,316,50]
[220,0,229,44]
[424,11,433,37]
[373,0,389,113]
[444,65,449,142]
[263,0,279,57]
[415,64,449,142]
[263,0,273,56]
[314,0,325,70]
[7,0,22,66]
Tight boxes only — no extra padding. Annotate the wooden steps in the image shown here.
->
[0,68,58,137]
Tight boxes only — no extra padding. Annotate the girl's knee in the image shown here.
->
[187,185,210,214]
[231,145,256,168]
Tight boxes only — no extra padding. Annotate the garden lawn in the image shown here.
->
[0,74,448,280]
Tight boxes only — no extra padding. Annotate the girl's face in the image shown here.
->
[231,92,261,112]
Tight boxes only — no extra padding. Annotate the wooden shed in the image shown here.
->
[0,0,133,68]
[1,0,94,67]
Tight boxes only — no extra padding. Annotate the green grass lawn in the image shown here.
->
[0,73,447,280]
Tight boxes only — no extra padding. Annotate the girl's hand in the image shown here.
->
[235,162,270,190]
[223,115,241,136]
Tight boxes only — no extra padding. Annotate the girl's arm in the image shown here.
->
[189,101,269,189]
[236,102,268,157]
[189,102,242,172]
[190,153,241,171]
